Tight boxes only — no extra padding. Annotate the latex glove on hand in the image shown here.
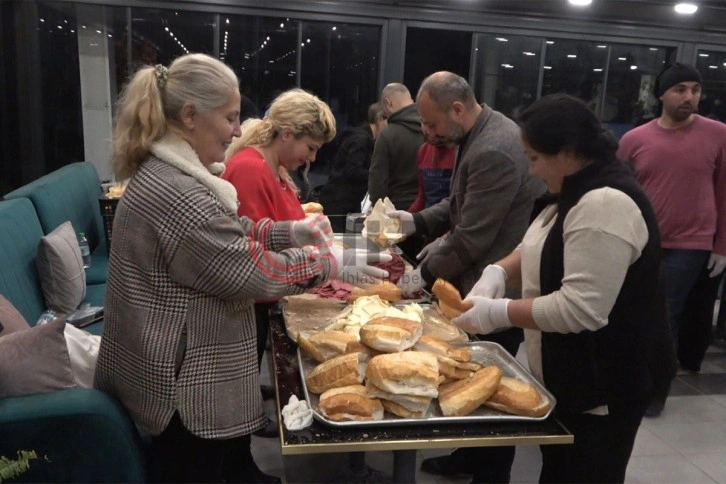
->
[451,296,512,335]
[385,210,417,237]
[397,267,426,298]
[329,244,393,285]
[416,237,446,263]
[708,252,726,278]
[468,264,508,299]
[291,214,333,249]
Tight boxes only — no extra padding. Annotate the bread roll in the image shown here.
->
[301,202,324,214]
[359,317,423,353]
[298,330,358,363]
[318,384,384,421]
[413,335,471,362]
[438,366,502,417]
[305,352,366,394]
[432,279,472,319]
[483,376,551,418]
[365,380,432,418]
[348,282,402,303]
[366,351,442,398]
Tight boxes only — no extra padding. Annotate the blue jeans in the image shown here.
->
[661,249,718,371]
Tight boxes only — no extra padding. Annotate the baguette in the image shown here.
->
[318,384,384,421]
[413,335,471,362]
[298,330,358,363]
[438,366,502,417]
[365,351,442,398]
[365,380,432,418]
[432,279,472,319]
[347,282,402,303]
[483,376,552,418]
[359,317,423,353]
[305,352,367,394]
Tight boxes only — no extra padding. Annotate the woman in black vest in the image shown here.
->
[453,94,676,483]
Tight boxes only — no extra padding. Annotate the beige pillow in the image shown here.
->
[0,318,77,398]
[0,295,31,336]
[36,221,87,315]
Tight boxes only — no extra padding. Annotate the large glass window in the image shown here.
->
[404,27,472,94]
[541,39,609,108]
[695,49,726,122]
[130,7,214,70]
[472,34,542,120]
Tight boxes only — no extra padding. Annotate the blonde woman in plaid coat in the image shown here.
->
[95,54,342,483]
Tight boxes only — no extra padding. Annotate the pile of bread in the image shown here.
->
[299,316,551,422]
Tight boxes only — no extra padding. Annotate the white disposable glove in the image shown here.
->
[385,210,416,237]
[451,296,512,335]
[291,214,333,248]
[416,237,445,262]
[328,244,392,285]
[708,252,726,278]
[468,264,508,299]
[397,267,426,297]
[281,395,313,431]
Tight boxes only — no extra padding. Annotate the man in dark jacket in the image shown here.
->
[318,103,387,232]
[368,83,424,210]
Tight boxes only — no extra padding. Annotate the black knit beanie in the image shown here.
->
[654,63,702,97]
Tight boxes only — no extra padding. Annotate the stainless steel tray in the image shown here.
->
[298,341,556,427]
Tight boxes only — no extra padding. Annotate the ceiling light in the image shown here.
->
[593,68,603,72]
[569,0,593,5]
[630,65,638,70]
[496,37,508,42]
[709,65,718,69]
[543,66,552,70]
[699,53,709,57]
[546,41,554,44]
[674,3,698,14]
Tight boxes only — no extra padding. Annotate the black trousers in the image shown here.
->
[539,400,647,483]
[678,264,720,371]
[149,413,256,483]
[453,328,524,483]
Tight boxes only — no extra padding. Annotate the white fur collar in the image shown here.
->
[150,132,238,213]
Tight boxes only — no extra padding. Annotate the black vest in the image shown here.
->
[537,158,676,413]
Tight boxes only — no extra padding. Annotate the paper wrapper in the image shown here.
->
[361,197,406,248]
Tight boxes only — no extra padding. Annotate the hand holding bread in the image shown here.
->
[432,279,473,320]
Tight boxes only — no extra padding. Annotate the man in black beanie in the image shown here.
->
[618,63,726,417]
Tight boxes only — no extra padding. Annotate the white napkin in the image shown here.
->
[281,395,313,431]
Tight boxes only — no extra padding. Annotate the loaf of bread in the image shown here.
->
[301,202,324,214]
[483,376,552,417]
[318,384,384,421]
[298,330,358,363]
[305,352,367,394]
[348,282,402,303]
[365,351,442,398]
[365,380,432,418]
[438,366,502,417]
[432,279,473,320]
[359,317,423,353]
[413,335,471,362]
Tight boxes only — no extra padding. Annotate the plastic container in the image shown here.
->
[78,232,91,269]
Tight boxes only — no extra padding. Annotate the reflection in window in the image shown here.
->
[696,50,726,122]
[38,1,84,171]
[404,27,472,94]
[542,39,608,109]
[472,34,542,121]
[130,8,214,70]
[605,43,675,131]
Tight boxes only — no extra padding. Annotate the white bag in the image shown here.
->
[360,192,372,213]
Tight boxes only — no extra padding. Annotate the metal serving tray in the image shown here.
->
[298,341,556,428]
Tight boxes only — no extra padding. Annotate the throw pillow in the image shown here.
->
[0,318,77,398]
[36,221,87,315]
[0,295,31,336]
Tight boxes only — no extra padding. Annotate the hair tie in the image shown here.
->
[154,64,169,88]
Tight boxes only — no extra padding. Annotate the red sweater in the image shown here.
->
[617,116,726,254]
[222,146,305,222]
[408,143,456,213]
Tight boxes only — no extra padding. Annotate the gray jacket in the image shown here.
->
[95,133,331,439]
[417,105,544,295]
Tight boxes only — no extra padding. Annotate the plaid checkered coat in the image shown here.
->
[94,133,332,438]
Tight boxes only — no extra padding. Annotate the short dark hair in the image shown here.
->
[519,94,618,164]
[366,102,385,124]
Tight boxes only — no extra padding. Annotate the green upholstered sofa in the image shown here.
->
[0,168,147,481]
